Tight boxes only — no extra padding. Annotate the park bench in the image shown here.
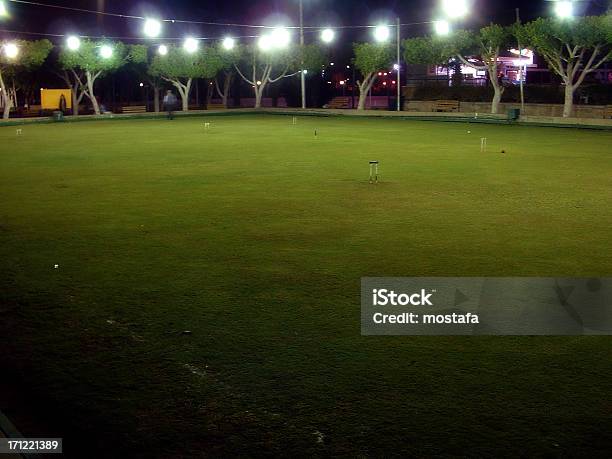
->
[604,106,612,119]
[122,105,147,114]
[207,103,227,110]
[21,105,42,118]
[434,100,460,113]
[326,96,352,109]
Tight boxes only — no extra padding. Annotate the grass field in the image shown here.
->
[1,115,611,457]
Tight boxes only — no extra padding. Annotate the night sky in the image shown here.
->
[2,0,611,44]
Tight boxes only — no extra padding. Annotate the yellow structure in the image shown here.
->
[41,89,72,110]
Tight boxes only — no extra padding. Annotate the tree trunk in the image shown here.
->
[0,72,10,119]
[357,91,367,110]
[357,74,375,111]
[86,71,101,115]
[491,83,503,114]
[153,88,160,113]
[563,84,574,118]
[222,73,233,108]
[255,88,263,108]
[72,83,80,116]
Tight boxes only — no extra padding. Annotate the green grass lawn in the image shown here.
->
[1,115,611,457]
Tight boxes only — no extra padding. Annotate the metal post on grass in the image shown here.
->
[369,161,379,184]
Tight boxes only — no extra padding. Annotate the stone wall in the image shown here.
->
[404,100,610,119]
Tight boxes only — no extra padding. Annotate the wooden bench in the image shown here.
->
[21,105,42,118]
[434,100,460,112]
[122,105,147,114]
[207,103,227,110]
[604,106,612,119]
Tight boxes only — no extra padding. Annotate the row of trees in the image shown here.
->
[0,39,327,118]
[0,16,610,119]
[403,15,612,117]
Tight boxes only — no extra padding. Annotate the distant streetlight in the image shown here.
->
[222,37,236,50]
[434,20,451,35]
[442,0,468,19]
[158,44,168,55]
[374,25,391,42]
[99,44,113,59]
[183,37,198,53]
[554,1,574,19]
[66,36,81,51]
[3,42,18,59]
[143,18,162,38]
[321,28,335,43]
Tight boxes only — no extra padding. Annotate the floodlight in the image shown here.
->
[139,82,144,87]
[374,25,390,42]
[66,36,81,51]
[321,28,335,43]
[555,1,574,19]
[144,19,162,38]
[258,34,273,51]
[158,44,168,55]
[3,42,18,59]
[222,37,236,51]
[270,27,291,48]
[100,45,113,59]
[184,37,198,53]
[0,1,8,17]
[393,63,400,70]
[442,0,468,19]
[434,20,451,35]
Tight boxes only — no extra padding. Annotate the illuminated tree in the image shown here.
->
[149,45,223,111]
[0,39,52,119]
[518,16,612,117]
[352,43,394,110]
[59,40,132,115]
[233,43,322,108]
[404,25,513,114]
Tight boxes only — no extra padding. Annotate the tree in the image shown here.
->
[149,45,223,112]
[404,25,513,114]
[234,44,297,109]
[59,40,132,115]
[518,16,612,117]
[0,39,52,119]
[56,67,87,116]
[126,45,164,112]
[352,43,394,110]
[213,44,239,108]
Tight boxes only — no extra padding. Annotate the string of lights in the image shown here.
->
[4,0,434,31]
[0,28,263,41]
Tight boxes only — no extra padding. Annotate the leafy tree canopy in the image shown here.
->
[0,39,53,72]
[58,40,130,74]
[149,44,223,80]
[353,42,394,75]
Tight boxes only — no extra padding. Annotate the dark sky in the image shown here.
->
[2,0,611,43]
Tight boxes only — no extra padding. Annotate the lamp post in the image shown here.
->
[396,17,401,111]
[516,8,525,113]
[299,0,306,109]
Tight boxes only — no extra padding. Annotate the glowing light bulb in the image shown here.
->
[321,28,335,43]
[143,18,162,38]
[67,36,81,51]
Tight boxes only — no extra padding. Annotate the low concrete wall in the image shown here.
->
[404,100,610,119]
